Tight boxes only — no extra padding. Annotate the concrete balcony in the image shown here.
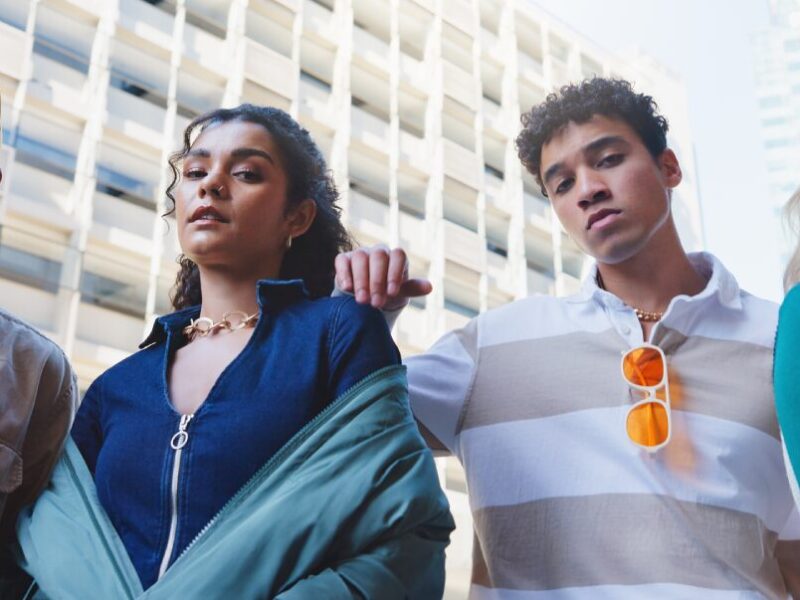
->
[0,21,26,80]
[524,191,551,232]
[442,0,474,35]
[351,105,390,155]
[399,53,429,92]
[394,303,430,352]
[7,162,73,217]
[182,21,227,76]
[347,188,390,244]
[298,79,335,130]
[28,54,89,120]
[243,38,297,101]
[482,97,510,136]
[518,52,544,85]
[60,0,102,18]
[527,267,553,295]
[398,211,429,259]
[106,86,167,149]
[480,27,503,63]
[487,251,515,296]
[398,129,430,174]
[484,172,512,214]
[303,0,337,44]
[0,276,59,333]
[549,57,570,87]
[0,147,14,197]
[76,302,146,355]
[443,139,480,189]
[443,307,470,331]
[443,220,482,269]
[92,191,157,240]
[118,0,174,49]
[352,26,390,73]
[443,62,476,110]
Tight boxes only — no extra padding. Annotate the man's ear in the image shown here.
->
[658,149,682,189]
[287,198,317,238]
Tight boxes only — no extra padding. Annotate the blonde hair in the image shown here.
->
[784,188,800,292]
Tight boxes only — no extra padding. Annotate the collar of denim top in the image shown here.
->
[139,278,310,349]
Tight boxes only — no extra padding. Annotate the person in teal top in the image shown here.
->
[776,189,800,506]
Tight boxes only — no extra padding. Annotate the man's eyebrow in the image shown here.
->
[542,161,565,188]
[583,135,630,155]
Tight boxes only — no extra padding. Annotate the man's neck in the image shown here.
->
[596,228,707,318]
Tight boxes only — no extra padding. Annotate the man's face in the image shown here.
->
[539,115,681,265]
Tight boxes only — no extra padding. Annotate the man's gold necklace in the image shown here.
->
[595,272,664,322]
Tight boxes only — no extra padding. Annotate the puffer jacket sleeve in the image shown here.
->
[275,445,453,600]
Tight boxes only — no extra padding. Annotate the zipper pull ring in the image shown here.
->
[170,414,194,450]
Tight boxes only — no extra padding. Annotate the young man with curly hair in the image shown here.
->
[336,78,800,598]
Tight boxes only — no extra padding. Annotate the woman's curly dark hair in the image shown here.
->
[165,104,352,309]
[515,78,669,196]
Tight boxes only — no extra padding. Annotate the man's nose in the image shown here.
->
[576,171,610,209]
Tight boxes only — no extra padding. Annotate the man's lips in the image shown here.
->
[189,205,228,223]
[586,209,622,230]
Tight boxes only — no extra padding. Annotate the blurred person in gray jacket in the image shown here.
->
[0,108,78,595]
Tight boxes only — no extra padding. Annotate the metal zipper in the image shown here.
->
[172,366,402,568]
[157,413,194,580]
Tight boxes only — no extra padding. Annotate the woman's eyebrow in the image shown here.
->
[230,147,275,164]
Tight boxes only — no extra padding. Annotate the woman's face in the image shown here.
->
[175,120,312,276]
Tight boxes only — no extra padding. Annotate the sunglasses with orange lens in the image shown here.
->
[621,344,671,452]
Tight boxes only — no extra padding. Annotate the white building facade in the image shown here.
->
[754,0,800,271]
[0,0,701,596]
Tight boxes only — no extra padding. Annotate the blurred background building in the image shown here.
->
[754,0,800,276]
[0,0,702,596]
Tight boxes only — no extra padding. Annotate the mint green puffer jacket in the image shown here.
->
[14,366,454,599]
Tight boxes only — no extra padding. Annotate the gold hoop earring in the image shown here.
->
[286,236,292,249]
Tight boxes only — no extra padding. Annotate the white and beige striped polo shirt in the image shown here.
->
[408,253,800,599]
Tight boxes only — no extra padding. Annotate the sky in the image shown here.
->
[532,0,783,300]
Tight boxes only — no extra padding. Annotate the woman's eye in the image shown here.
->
[235,170,260,181]
[185,168,205,178]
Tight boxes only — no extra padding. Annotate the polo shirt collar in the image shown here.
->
[566,252,742,311]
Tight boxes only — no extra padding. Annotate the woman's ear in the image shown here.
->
[287,199,317,238]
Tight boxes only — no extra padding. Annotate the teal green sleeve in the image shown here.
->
[775,284,800,492]
[274,450,453,600]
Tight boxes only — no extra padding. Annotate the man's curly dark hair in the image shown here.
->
[515,78,669,196]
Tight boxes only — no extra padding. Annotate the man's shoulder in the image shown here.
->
[0,308,68,365]
[473,292,593,348]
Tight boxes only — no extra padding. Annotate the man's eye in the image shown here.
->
[598,154,623,167]
[555,178,573,194]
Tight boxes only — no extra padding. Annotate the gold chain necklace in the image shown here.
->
[595,272,664,323]
[183,310,258,341]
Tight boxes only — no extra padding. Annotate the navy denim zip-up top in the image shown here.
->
[71,279,399,590]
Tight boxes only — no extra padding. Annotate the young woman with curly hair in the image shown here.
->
[10,105,453,599]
